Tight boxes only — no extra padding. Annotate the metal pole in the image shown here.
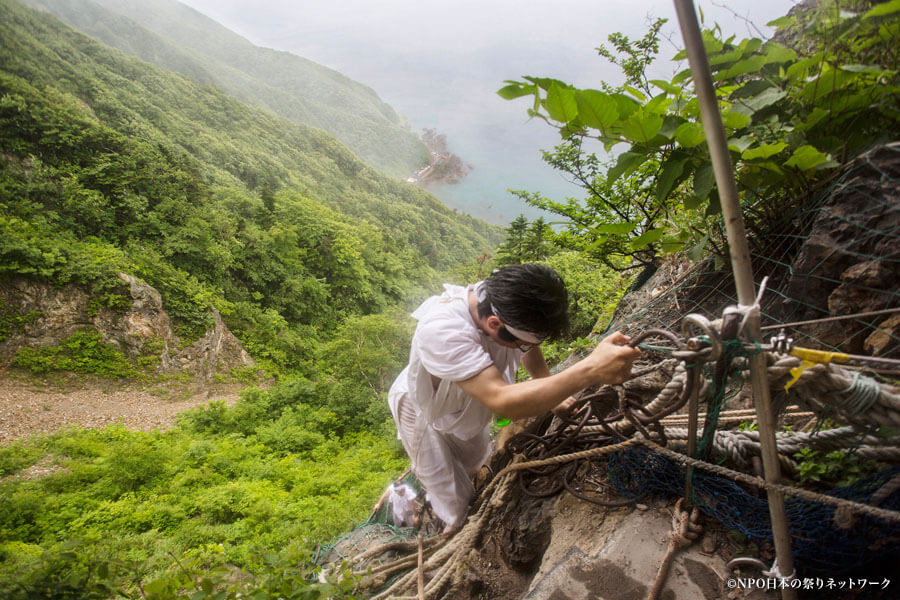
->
[672,1,797,596]
[684,367,700,504]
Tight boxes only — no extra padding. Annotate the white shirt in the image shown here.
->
[389,282,522,446]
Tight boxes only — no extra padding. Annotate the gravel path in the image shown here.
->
[0,372,246,444]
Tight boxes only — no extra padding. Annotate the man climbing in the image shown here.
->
[388,481,418,528]
[387,263,641,533]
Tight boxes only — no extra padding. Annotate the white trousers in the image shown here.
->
[392,390,491,529]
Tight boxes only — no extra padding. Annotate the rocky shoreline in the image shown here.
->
[407,128,472,186]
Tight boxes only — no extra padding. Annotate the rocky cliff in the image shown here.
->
[0,273,254,377]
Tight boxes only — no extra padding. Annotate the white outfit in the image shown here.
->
[388,282,523,528]
[389,484,418,527]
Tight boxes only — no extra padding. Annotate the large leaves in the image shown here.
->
[575,89,619,130]
[499,1,900,262]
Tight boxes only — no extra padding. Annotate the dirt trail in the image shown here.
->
[0,372,247,444]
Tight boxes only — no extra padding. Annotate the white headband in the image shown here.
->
[490,303,543,344]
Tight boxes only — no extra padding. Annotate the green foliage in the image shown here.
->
[542,251,630,337]
[795,447,879,488]
[0,373,405,597]
[0,542,117,600]
[85,293,130,317]
[500,1,900,265]
[31,0,429,180]
[0,0,501,372]
[0,300,40,343]
[0,441,45,477]
[494,215,553,266]
[11,327,137,378]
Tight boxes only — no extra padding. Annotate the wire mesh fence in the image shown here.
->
[606,143,900,366]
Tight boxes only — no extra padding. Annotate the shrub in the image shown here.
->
[12,327,136,378]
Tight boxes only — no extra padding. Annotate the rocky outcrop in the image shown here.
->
[779,143,900,356]
[0,273,253,377]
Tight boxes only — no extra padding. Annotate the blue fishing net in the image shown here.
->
[608,446,900,575]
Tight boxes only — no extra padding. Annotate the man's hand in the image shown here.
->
[583,331,641,385]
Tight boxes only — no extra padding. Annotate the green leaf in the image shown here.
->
[612,93,641,120]
[622,112,663,143]
[766,16,796,28]
[656,156,688,201]
[737,86,787,113]
[574,89,618,130]
[674,122,706,148]
[623,85,647,101]
[657,116,682,140]
[672,68,692,85]
[630,227,665,250]
[645,94,673,115]
[762,42,797,64]
[650,79,682,95]
[727,136,754,153]
[687,233,709,261]
[544,83,578,123]
[715,55,767,80]
[497,82,535,100]
[839,64,891,73]
[784,145,831,170]
[795,107,828,131]
[785,52,824,82]
[721,111,751,130]
[591,222,637,235]
[607,151,646,183]
[863,0,900,19]
[145,580,168,595]
[801,66,860,102]
[201,578,214,594]
[741,142,788,160]
[524,76,568,90]
[688,164,715,210]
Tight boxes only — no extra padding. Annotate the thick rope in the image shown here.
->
[356,346,900,598]
[367,439,643,599]
[640,439,900,524]
[662,426,900,469]
[767,356,900,429]
[647,498,702,600]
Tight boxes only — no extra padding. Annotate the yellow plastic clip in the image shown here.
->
[784,347,850,391]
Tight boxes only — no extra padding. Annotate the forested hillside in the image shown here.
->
[0,0,501,367]
[0,0,501,594]
[23,0,430,179]
[6,0,897,598]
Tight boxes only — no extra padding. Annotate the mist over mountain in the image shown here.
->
[1,0,501,349]
[177,0,793,225]
[23,0,430,180]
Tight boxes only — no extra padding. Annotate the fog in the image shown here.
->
[179,0,796,225]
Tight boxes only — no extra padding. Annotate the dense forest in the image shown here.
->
[0,0,503,593]
[1,0,899,598]
[23,0,431,179]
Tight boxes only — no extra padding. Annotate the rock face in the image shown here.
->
[779,144,900,357]
[0,273,253,376]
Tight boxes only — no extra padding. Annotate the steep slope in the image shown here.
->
[0,0,501,365]
[23,0,429,179]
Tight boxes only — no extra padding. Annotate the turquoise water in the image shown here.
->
[180,0,791,226]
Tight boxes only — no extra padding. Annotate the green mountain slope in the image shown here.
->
[0,0,501,367]
[24,0,429,179]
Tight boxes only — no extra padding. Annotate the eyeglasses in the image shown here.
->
[498,326,540,353]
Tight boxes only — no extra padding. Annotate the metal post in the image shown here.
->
[672,1,797,596]
[684,367,701,504]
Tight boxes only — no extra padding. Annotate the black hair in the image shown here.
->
[477,263,569,341]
